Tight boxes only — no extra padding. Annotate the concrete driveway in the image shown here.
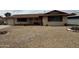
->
[0,25,10,29]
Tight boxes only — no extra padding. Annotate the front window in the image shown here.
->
[17,18,27,22]
[48,16,62,22]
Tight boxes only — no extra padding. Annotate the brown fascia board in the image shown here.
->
[3,16,14,19]
[43,14,70,16]
[12,14,44,18]
[13,13,44,16]
[45,10,69,14]
[43,10,74,16]
[4,14,74,19]
[42,13,74,16]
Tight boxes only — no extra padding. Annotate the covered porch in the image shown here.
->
[14,17,43,25]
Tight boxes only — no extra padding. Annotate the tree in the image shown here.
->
[4,12,11,17]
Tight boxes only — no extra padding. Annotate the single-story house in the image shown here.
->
[4,10,73,26]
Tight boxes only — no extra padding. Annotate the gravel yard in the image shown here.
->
[0,26,79,48]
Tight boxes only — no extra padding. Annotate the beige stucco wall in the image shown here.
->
[6,18,14,25]
[42,16,48,26]
[42,16,67,26]
[63,16,67,23]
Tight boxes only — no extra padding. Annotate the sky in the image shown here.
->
[0,0,79,10]
[0,10,79,17]
[0,10,49,17]
[0,0,79,17]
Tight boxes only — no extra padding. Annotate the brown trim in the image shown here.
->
[46,10,69,14]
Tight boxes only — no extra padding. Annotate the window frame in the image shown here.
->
[17,18,27,22]
[48,16,63,22]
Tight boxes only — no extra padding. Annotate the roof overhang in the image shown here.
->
[3,10,76,19]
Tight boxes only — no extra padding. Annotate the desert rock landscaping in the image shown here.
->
[0,26,79,48]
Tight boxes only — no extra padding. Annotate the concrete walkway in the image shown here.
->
[0,25,10,30]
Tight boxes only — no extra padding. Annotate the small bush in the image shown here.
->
[70,26,79,31]
[64,23,68,26]
[0,31,8,35]
[46,24,48,26]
